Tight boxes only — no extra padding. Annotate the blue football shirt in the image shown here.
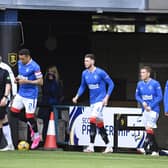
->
[17,59,42,99]
[135,79,162,113]
[77,67,114,104]
[164,80,168,113]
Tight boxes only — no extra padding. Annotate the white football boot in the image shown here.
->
[83,144,94,153]
[151,151,159,156]
[103,146,113,154]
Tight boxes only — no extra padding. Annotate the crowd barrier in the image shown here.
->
[53,105,145,151]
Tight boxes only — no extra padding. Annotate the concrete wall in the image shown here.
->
[148,0,168,10]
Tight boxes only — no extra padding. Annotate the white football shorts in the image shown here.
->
[142,110,159,129]
[11,94,37,114]
[90,102,104,121]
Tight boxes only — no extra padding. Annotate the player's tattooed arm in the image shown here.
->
[18,77,43,86]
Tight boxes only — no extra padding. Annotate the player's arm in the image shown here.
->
[3,63,17,96]
[101,70,114,106]
[25,77,43,86]
[135,85,143,103]
[164,81,168,116]
[72,72,86,104]
[150,81,163,110]
[8,67,17,96]
[18,67,43,86]
[135,84,148,110]
[0,71,11,106]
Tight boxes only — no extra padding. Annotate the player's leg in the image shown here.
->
[23,98,40,149]
[2,115,14,150]
[147,111,159,156]
[96,119,109,144]
[97,120,113,154]
[137,111,148,154]
[10,94,24,150]
[95,102,112,153]
[139,111,159,156]
[10,94,24,117]
[86,117,97,152]
[90,118,97,144]
[0,107,9,151]
[83,104,97,153]
[145,128,159,156]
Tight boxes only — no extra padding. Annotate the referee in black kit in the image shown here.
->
[0,67,11,151]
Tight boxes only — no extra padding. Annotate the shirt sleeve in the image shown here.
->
[9,70,17,96]
[150,81,163,109]
[77,72,87,97]
[100,70,114,96]
[6,65,17,96]
[164,81,168,113]
[34,64,43,79]
[135,83,144,104]
[4,70,11,85]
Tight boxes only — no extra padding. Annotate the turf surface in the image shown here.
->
[0,151,168,168]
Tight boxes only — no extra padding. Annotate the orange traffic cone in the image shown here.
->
[44,111,58,150]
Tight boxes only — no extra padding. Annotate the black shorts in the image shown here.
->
[0,106,7,120]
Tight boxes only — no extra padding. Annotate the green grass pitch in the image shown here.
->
[0,151,168,168]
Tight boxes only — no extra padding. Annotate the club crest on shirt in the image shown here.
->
[8,53,17,67]
[148,85,153,90]
[94,75,98,79]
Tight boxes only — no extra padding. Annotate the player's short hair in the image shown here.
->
[140,66,152,73]
[19,48,30,56]
[84,54,95,60]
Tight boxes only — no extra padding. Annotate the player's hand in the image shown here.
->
[18,79,28,84]
[102,96,109,106]
[142,102,148,109]
[8,95,15,107]
[0,97,7,107]
[14,77,20,83]
[142,102,151,112]
[165,112,168,117]
[145,106,151,112]
[72,96,78,104]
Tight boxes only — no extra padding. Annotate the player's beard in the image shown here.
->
[143,77,150,82]
[86,64,93,70]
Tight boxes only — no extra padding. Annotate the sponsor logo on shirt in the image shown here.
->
[142,95,153,100]
[88,84,99,89]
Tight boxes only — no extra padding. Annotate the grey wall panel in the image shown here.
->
[148,0,168,9]
[0,0,146,11]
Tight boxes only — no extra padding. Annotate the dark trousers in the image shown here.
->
[38,106,51,144]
